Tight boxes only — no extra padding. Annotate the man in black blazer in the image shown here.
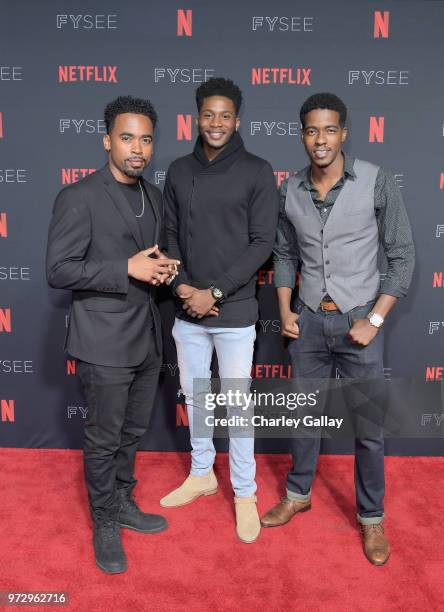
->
[46,96,180,574]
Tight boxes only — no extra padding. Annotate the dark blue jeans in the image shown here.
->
[287,301,385,524]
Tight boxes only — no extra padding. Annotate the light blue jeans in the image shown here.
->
[172,317,257,498]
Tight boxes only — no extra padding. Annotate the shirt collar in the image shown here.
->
[298,153,356,188]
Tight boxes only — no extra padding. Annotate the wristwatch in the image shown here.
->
[210,285,224,302]
[367,311,384,328]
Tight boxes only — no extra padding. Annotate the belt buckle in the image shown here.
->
[320,300,337,312]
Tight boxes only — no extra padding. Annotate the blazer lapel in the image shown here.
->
[142,179,161,246]
[100,165,145,251]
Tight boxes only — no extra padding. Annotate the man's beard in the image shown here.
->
[123,165,145,178]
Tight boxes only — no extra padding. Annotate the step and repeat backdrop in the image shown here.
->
[1,1,443,454]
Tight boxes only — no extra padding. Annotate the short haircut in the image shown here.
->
[195,77,243,114]
[104,95,158,133]
[300,93,347,128]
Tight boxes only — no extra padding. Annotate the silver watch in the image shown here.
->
[367,311,384,328]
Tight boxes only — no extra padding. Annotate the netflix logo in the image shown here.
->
[177,114,193,141]
[0,308,11,332]
[0,213,7,238]
[374,11,390,39]
[425,367,443,381]
[440,173,444,190]
[177,9,192,36]
[251,67,311,85]
[274,171,290,186]
[257,270,274,285]
[58,66,118,83]
[176,403,189,426]
[433,273,444,288]
[1,399,15,423]
[369,117,384,143]
[61,168,96,184]
[251,364,292,379]
[66,360,76,375]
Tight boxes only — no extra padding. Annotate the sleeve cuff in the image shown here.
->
[379,281,407,298]
[213,276,235,299]
[273,262,297,289]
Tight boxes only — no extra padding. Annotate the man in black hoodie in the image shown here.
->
[160,78,279,543]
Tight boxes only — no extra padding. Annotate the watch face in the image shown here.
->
[369,312,384,328]
[212,287,223,300]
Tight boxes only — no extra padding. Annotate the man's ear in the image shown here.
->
[103,133,111,152]
[235,117,240,132]
[341,126,348,143]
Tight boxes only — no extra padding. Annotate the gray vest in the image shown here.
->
[285,158,380,313]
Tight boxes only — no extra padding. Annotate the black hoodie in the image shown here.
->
[164,132,279,327]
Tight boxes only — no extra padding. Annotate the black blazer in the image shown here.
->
[46,164,163,366]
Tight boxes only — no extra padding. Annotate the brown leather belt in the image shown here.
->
[320,300,339,312]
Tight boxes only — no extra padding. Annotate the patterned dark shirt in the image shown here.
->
[273,154,415,299]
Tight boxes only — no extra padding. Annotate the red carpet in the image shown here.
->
[0,450,443,612]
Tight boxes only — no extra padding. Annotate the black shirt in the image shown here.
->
[118,180,156,248]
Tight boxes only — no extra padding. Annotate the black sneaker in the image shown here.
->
[93,519,127,574]
[118,489,168,534]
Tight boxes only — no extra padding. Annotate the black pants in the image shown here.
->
[77,341,161,521]
[287,301,385,522]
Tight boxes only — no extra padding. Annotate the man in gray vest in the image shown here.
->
[260,93,414,565]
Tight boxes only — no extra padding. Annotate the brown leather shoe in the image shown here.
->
[260,497,311,527]
[361,523,391,566]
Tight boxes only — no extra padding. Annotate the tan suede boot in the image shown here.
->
[160,470,218,508]
[234,496,260,543]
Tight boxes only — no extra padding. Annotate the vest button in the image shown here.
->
[324,244,329,249]
[326,274,331,279]
[326,260,330,265]
[322,287,326,292]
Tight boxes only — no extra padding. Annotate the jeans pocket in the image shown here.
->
[296,307,307,336]
[348,300,376,327]
[347,310,354,329]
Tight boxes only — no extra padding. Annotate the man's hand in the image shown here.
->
[176,284,219,317]
[281,311,301,339]
[128,245,180,285]
[152,247,179,285]
[347,318,379,346]
[181,288,218,319]
[176,283,195,300]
